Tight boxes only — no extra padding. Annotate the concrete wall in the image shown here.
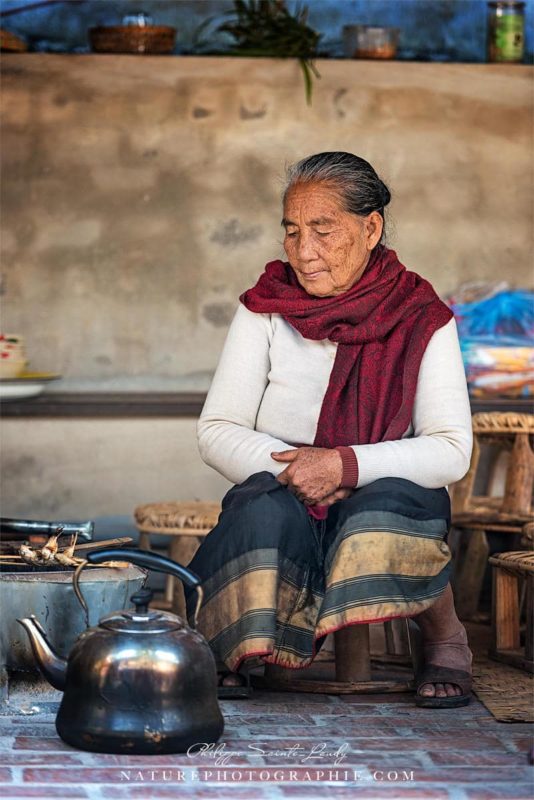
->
[1,54,532,518]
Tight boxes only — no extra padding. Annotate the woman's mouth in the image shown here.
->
[301,270,325,279]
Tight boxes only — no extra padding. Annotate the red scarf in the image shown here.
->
[240,245,453,449]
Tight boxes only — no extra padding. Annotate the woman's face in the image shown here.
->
[282,181,383,297]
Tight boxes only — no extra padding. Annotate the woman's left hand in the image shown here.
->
[272,447,343,505]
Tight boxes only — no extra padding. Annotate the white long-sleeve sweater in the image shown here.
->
[197,304,473,489]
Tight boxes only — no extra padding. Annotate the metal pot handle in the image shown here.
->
[74,548,204,630]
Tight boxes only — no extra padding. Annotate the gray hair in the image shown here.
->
[284,151,391,241]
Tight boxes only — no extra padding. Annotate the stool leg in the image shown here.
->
[139,531,151,551]
[492,567,520,652]
[525,576,533,663]
[407,619,424,677]
[452,528,489,620]
[384,618,410,655]
[264,663,294,683]
[164,572,175,607]
[335,625,371,682]
[169,536,203,619]
[501,434,534,516]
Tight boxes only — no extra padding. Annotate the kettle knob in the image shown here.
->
[86,548,204,629]
[130,587,153,613]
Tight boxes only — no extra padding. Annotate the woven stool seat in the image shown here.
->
[134,501,221,536]
[472,412,534,437]
[133,501,221,618]
[489,551,534,574]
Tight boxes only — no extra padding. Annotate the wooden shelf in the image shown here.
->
[0,392,531,418]
[0,392,206,418]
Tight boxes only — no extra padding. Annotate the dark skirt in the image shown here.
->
[184,472,451,672]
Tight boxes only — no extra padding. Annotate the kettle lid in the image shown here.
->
[98,587,186,634]
[99,609,185,634]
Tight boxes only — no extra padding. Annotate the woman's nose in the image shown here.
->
[295,231,318,261]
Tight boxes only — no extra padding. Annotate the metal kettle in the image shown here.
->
[18,548,224,754]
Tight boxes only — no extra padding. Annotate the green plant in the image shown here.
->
[217,0,320,105]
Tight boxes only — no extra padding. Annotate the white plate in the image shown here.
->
[0,373,61,401]
[0,382,48,400]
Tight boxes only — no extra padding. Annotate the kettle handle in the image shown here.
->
[75,548,204,629]
[87,548,201,587]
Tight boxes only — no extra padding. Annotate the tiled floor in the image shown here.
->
[1,675,532,800]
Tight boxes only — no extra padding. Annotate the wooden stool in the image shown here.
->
[256,617,422,695]
[451,412,534,619]
[489,550,534,673]
[133,501,221,617]
[135,502,423,694]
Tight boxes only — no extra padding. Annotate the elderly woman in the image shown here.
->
[185,152,473,708]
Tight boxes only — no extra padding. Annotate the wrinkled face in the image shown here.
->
[282,181,383,297]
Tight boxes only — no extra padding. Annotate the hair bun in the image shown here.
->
[379,181,391,208]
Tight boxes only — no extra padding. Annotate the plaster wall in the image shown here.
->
[2,55,532,391]
[1,55,532,517]
[0,418,231,517]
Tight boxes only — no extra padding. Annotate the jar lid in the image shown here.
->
[122,12,154,26]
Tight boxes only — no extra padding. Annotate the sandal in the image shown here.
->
[415,664,472,708]
[216,665,251,699]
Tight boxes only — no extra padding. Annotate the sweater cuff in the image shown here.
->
[335,446,359,488]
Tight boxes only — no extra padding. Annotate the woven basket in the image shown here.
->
[89,25,176,55]
[0,28,28,52]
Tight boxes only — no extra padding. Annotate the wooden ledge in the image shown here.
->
[0,392,531,419]
[0,392,206,418]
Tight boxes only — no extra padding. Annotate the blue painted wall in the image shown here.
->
[1,0,533,61]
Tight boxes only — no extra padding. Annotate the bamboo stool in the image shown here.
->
[451,412,534,619]
[489,550,534,673]
[133,501,221,617]
[256,618,422,695]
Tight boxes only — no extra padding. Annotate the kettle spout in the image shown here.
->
[17,616,67,691]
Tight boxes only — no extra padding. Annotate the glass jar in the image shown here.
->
[342,26,399,60]
[487,1,525,63]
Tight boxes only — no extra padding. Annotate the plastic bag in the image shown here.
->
[447,285,534,397]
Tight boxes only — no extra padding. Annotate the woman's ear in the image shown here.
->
[365,211,384,250]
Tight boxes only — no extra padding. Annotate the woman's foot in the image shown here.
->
[413,583,473,705]
[218,671,247,687]
[417,625,472,700]
[216,661,248,687]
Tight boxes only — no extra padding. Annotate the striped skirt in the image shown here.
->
[184,472,452,672]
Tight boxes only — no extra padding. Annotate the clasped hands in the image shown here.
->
[271,446,353,508]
